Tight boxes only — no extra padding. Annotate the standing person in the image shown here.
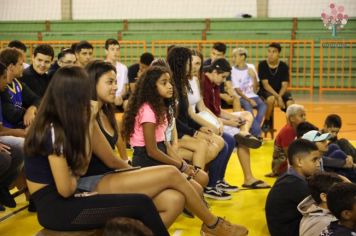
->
[231,48,266,138]
[21,44,54,97]
[204,42,240,112]
[75,40,94,67]
[23,66,170,235]
[258,42,294,131]
[104,39,128,111]
[0,48,39,128]
[8,40,29,69]
[265,139,321,236]
[202,58,270,189]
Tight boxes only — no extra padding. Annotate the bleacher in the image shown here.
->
[0,17,355,91]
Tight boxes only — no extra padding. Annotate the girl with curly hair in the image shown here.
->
[122,64,248,236]
[167,46,237,201]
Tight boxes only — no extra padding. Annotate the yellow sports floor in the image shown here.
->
[1,93,356,235]
[0,142,275,236]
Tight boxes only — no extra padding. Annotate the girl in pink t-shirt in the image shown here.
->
[122,65,208,185]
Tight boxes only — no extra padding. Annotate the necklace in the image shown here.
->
[268,61,280,77]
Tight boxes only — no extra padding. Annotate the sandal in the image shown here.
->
[242,180,271,189]
[234,133,262,149]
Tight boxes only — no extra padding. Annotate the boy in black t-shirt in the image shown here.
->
[258,42,294,131]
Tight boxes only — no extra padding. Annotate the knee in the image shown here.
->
[170,191,185,210]
[266,96,275,105]
[241,111,253,121]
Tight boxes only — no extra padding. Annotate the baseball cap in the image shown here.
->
[302,130,331,142]
[268,42,282,52]
[209,58,232,72]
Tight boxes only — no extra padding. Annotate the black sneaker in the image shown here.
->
[0,187,16,208]
[182,208,195,218]
[28,199,37,212]
[203,187,231,200]
[216,180,239,193]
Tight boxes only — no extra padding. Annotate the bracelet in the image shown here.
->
[193,131,199,137]
[179,161,188,172]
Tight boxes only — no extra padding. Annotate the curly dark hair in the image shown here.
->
[167,46,192,110]
[122,65,176,141]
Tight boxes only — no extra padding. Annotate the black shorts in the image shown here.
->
[258,90,293,112]
[132,142,166,167]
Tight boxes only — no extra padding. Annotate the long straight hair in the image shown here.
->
[85,60,118,135]
[24,66,92,175]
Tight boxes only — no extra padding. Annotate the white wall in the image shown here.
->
[72,0,257,19]
[269,0,356,17]
[0,0,355,21]
[0,0,61,21]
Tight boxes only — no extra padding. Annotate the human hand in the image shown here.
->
[0,143,11,155]
[249,98,257,107]
[344,155,354,168]
[23,106,36,126]
[277,96,285,109]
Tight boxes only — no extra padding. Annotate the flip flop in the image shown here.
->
[242,180,271,189]
[234,133,262,149]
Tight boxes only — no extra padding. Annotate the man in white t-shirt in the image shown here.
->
[231,48,266,138]
[105,39,128,112]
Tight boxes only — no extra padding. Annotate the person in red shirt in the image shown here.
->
[266,104,306,177]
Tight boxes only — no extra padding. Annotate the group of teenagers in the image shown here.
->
[1,38,356,236]
[264,100,356,236]
[0,38,283,236]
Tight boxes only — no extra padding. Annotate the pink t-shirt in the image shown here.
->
[130,103,168,147]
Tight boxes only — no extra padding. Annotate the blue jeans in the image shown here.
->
[0,136,24,187]
[207,133,235,187]
[240,96,266,137]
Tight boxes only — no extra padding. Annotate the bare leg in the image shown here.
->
[238,111,254,135]
[265,96,275,121]
[178,137,210,168]
[232,96,241,112]
[94,165,218,226]
[237,146,269,187]
[152,189,185,227]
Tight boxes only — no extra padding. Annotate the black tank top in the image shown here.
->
[83,118,118,176]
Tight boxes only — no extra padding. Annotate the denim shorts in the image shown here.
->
[77,174,104,192]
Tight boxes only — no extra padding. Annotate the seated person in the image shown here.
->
[265,139,321,236]
[204,42,240,112]
[320,182,356,235]
[104,39,128,112]
[231,47,266,138]
[0,62,25,210]
[128,52,154,95]
[301,130,356,182]
[258,42,294,131]
[48,48,77,78]
[298,172,344,236]
[21,44,54,97]
[0,48,40,128]
[266,104,306,177]
[8,40,29,69]
[322,114,356,162]
[103,217,153,236]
